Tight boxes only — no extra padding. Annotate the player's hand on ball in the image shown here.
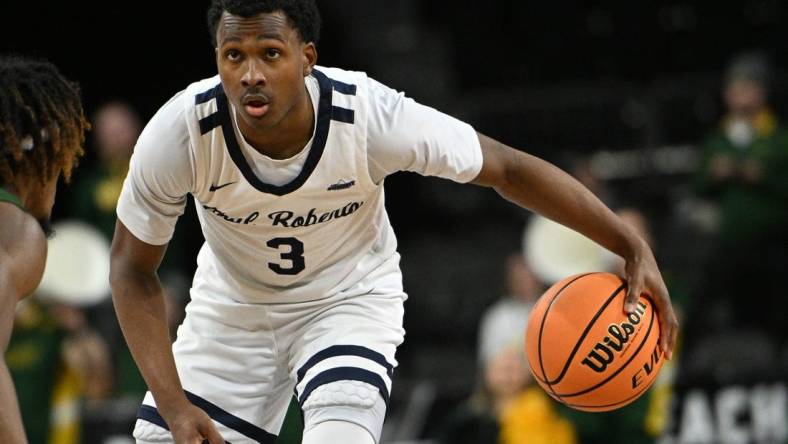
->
[168,404,225,444]
[623,238,679,360]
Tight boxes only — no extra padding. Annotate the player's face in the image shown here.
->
[215,11,317,132]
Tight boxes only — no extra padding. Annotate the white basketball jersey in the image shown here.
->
[118,66,482,304]
[185,68,394,303]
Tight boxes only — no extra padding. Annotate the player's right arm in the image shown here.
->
[0,207,47,444]
[110,222,224,444]
[110,90,223,444]
[365,74,677,358]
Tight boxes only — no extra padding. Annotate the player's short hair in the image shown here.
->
[0,56,87,187]
[207,0,321,48]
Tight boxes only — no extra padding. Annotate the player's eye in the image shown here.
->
[225,49,242,62]
[265,49,281,60]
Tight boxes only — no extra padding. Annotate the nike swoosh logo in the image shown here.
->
[209,181,237,192]
[327,180,356,191]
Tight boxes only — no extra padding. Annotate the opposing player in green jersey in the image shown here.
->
[0,56,88,444]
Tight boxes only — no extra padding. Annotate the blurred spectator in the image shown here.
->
[7,298,112,444]
[438,254,576,444]
[477,254,543,367]
[66,100,199,278]
[62,102,146,401]
[69,101,140,240]
[438,342,577,444]
[693,51,788,340]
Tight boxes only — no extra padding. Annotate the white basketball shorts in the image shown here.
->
[132,255,406,443]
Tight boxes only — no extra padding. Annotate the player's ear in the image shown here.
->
[302,42,317,77]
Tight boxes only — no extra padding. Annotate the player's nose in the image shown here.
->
[241,59,266,88]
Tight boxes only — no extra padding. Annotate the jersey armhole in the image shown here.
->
[357,74,385,188]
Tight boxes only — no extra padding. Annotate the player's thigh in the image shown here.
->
[133,299,293,443]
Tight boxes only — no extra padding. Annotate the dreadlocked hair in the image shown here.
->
[0,55,88,187]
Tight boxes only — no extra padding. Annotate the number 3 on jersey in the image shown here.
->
[267,237,306,275]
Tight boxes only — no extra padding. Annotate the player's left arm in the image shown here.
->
[0,267,28,444]
[470,132,679,359]
[0,211,47,444]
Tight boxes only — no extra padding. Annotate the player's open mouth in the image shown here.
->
[242,94,270,118]
[244,101,269,118]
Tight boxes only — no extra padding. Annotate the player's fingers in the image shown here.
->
[652,282,678,360]
[658,311,678,360]
[623,270,643,315]
[170,426,204,444]
[199,421,225,444]
[668,315,679,360]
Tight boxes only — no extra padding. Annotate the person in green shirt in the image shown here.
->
[68,102,141,241]
[694,52,788,341]
[695,52,788,245]
[0,56,88,444]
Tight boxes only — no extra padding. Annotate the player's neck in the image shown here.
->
[239,88,315,160]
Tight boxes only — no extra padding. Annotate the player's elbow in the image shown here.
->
[108,257,126,293]
[473,136,520,190]
[109,257,131,302]
[108,249,152,301]
[109,221,165,295]
[489,146,529,195]
[109,241,130,290]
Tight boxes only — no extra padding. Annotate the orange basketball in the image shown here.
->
[525,272,664,412]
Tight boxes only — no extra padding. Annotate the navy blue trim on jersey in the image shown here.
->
[137,404,170,430]
[296,345,394,384]
[137,406,236,444]
[199,113,222,135]
[330,79,357,96]
[135,391,276,443]
[298,367,390,406]
[185,391,276,442]
[214,69,334,196]
[195,83,224,105]
[331,106,355,124]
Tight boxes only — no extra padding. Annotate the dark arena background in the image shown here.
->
[1,1,787,443]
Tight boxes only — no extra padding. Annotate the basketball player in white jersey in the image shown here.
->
[110,1,679,443]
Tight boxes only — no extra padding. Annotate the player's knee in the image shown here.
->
[303,379,380,410]
[301,380,386,443]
